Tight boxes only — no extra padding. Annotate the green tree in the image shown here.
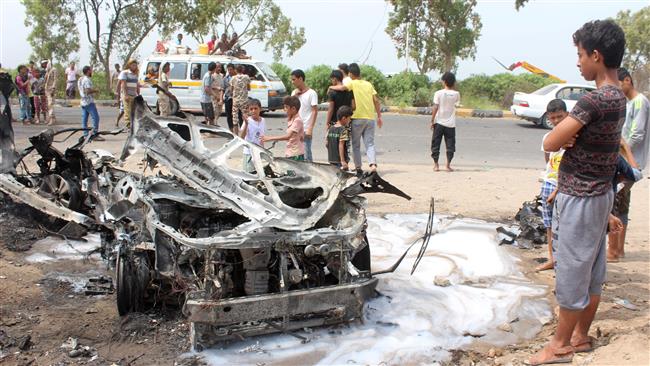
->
[386,0,482,74]
[270,62,294,94]
[386,71,431,106]
[360,65,388,98]
[21,0,79,63]
[515,0,528,10]
[168,0,306,61]
[305,65,332,102]
[615,7,650,71]
[76,0,171,93]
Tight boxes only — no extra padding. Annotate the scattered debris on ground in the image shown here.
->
[496,196,546,249]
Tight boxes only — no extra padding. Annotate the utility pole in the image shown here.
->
[405,22,410,72]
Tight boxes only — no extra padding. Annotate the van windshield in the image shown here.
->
[256,62,280,82]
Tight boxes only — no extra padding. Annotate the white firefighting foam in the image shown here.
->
[199,214,551,365]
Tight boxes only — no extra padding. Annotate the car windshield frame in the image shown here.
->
[256,62,281,82]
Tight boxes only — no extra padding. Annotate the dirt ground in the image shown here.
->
[1,161,648,365]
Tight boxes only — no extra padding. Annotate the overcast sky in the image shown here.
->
[1,0,647,83]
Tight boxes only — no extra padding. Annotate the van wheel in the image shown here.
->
[540,113,553,129]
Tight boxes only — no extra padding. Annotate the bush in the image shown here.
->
[458,73,555,109]
[386,71,431,106]
[414,87,434,107]
[90,71,114,100]
[270,62,293,94]
[305,64,333,102]
[359,65,388,99]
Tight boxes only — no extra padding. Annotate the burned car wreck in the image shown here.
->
[0,97,411,350]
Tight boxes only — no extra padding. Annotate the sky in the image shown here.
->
[1,0,648,83]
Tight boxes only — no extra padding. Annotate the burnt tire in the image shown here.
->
[116,249,151,316]
[352,235,371,272]
[37,174,82,211]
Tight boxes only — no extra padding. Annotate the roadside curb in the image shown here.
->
[316,103,513,119]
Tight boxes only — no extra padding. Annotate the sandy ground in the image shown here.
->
[1,156,649,365]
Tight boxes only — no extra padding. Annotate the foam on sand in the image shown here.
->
[25,233,102,263]
[199,214,551,365]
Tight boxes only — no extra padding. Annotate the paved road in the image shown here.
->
[10,104,548,169]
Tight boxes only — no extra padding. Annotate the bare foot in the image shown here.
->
[535,261,554,272]
[527,344,573,365]
[433,163,440,171]
[446,165,454,172]
[606,255,619,263]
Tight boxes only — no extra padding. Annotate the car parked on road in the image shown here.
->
[510,83,595,129]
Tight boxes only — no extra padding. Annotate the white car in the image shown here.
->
[510,83,595,129]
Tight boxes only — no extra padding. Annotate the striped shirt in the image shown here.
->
[118,70,139,97]
[559,85,626,197]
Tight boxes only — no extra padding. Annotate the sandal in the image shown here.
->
[572,336,596,353]
[526,345,574,366]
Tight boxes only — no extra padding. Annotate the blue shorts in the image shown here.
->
[540,181,556,228]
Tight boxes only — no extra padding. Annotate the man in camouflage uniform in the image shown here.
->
[43,60,58,125]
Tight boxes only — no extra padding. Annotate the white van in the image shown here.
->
[139,54,287,113]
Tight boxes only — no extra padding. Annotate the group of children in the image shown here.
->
[529,19,649,366]
[233,93,352,171]
[15,62,51,124]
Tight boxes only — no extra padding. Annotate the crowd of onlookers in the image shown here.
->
[1,60,60,125]
[186,60,387,176]
[1,18,650,366]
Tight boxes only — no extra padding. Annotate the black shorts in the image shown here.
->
[201,102,215,120]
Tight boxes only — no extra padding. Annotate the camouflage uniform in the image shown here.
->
[230,74,250,128]
[44,66,58,125]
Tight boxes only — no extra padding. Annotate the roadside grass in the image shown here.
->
[460,93,502,110]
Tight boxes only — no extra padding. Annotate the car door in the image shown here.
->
[187,62,211,111]
[167,61,191,109]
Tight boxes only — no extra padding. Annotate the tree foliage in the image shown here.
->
[458,73,555,108]
[74,0,169,93]
[270,62,293,94]
[386,0,482,74]
[305,65,332,102]
[167,0,306,61]
[615,6,650,71]
[360,65,389,99]
[386,71,432,106]
[21,0,80,63]
[515,0,529,10]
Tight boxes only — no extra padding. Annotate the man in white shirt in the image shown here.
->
[290,69,318,162]
[430,72,460,172]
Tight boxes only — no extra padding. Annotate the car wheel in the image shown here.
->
[37,174,82,211]
[116,248,151,316]
[540,113,553,129]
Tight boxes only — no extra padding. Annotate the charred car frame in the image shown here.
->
[0,97,410,350]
